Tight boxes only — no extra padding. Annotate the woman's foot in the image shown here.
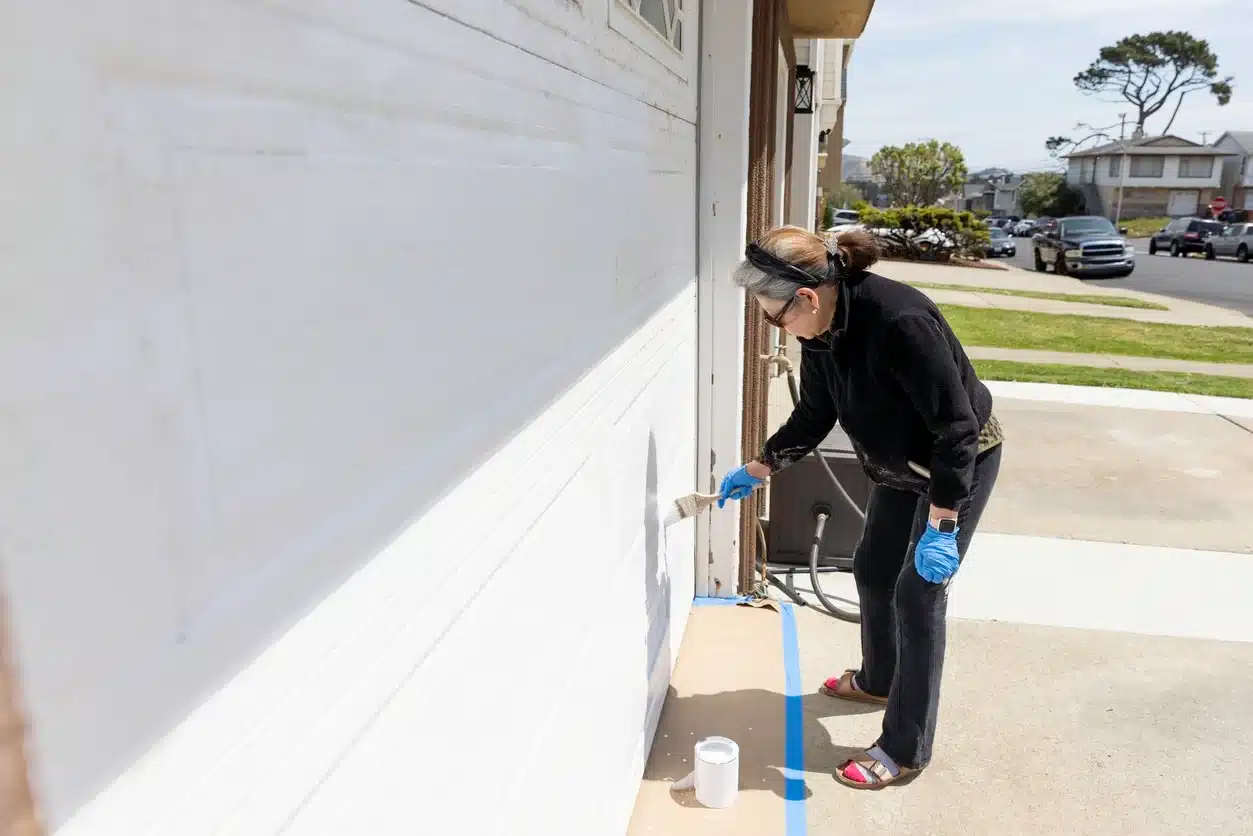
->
[819,669,887,706]
[834,745,920,790]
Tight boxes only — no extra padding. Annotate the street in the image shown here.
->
[1006,237,1253,317]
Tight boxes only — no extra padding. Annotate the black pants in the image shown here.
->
[853,444,1002,770]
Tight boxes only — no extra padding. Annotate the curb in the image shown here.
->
[880,256,1010,272]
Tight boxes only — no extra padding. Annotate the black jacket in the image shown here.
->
[762,271,994,510]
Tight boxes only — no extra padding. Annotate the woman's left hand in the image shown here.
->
[914,522,960,583]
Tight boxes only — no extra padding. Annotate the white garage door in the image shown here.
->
[5,1,702,834]
[1168,190,1200,216]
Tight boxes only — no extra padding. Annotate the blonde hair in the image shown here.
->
[732,225,879,301]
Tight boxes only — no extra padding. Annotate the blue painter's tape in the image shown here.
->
[688,595,806,832]
[780,603,806,835]
[692,595,752,607]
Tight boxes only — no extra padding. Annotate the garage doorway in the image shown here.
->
[1167,189,1200,216]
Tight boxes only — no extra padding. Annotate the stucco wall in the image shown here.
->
[1,1,700,832]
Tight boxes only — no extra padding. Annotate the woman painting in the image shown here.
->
[718,226,1004,789]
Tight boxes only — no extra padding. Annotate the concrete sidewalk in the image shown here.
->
[967,345,1253,379]
[874,260,1253,327]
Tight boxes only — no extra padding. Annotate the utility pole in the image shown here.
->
[1115,114,1129,227]
[1200,130,1213,145]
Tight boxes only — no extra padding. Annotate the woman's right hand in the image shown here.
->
[717,462,769,508]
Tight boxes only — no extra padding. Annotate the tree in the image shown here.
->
[868,140,968,207]
[827,182,865,209]
[1018,172,1063,217]
[1016,172,1085,218]
[1072,32,1233,136]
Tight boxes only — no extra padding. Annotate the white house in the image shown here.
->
[1064,135,1231,219]
[0,1,875,834]
[1212,131,1253,211]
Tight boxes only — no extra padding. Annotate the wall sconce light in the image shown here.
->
[795,65,815,114]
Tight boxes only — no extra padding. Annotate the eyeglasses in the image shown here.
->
[763,294,799,329]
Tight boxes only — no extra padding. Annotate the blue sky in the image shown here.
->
[843,0,1253,173]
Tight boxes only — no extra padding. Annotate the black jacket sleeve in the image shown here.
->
[760,348,838,472]
[879,313,980,509]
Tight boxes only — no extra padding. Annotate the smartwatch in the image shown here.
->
[935,518,957,534]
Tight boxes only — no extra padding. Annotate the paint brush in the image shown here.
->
[661,491,723,528]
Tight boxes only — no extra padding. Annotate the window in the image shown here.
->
[1108,156,1121,177]
[1060,217,1117,237]
[609,0,689,78]
[616,0,683,50]
[1129,156,1164,178]
[1178,156,1214,178]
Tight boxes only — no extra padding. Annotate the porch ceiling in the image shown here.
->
[788,0,875,38]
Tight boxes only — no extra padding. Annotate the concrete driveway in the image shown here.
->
[631,602,1253,836]
[795,607,1253,836]
[638,374,1253,835]
[982,395,1253,554]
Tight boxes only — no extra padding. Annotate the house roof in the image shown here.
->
[1215,131,1253,153]
[1065,135,1231,159]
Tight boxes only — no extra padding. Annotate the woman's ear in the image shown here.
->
[797,287,820,312]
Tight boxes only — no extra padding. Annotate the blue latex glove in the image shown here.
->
[914,522,961,584]
[717,465,764,508]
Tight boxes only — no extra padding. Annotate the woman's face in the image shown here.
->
[758,287,830,339]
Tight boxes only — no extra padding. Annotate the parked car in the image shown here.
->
[984,226,1017,257]
[1012,219,1036,237]
[1028,217,1054,236]
[1032,215,1134,278]
[1147,217,1224,257]
[828,208,861,228]
[1204,222,1253,262]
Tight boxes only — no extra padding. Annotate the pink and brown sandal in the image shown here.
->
[834,750,920,790]
[819,669,888,706]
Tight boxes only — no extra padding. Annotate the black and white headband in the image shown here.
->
[744,238,847,286]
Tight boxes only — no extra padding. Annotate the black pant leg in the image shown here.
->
[878,445,1003,769]
[852,484,921,697]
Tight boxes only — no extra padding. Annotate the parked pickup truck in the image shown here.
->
[1032,216,1134,278]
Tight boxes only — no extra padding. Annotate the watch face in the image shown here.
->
[938,518,957,534]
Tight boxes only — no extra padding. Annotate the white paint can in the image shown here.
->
[694,736,740,809]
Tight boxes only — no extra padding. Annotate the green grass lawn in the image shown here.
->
[973,359,1253,399]
[940,305,1253,364]
[1120,217,1170,238]
[910,282,1167,310]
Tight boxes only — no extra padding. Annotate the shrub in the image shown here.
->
[856,206,991,261]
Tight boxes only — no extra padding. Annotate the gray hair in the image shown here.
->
[731,227,842,301]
